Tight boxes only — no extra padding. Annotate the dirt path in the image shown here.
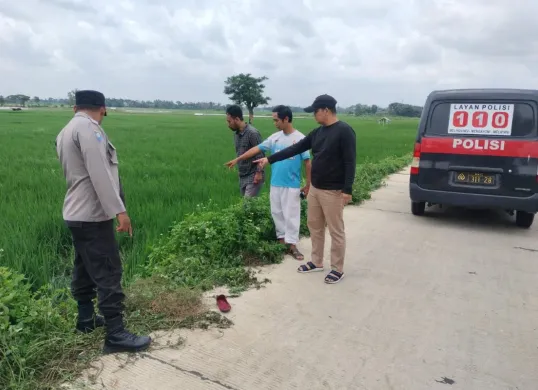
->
[66,167,538,390]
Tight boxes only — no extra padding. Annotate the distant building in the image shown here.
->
[378,117,391,125]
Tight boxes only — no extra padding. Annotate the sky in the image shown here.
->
[1,0,538,108]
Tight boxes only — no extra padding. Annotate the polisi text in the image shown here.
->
[452,138,505,151]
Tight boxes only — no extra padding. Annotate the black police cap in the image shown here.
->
[75,90,107,115]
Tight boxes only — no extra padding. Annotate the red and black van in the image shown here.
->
[409,88,538,228]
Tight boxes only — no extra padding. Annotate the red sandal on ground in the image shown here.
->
[216,295,231,312]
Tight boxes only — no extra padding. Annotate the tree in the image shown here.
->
[352,103,378,116]
[11,94,30,107]
[67,89,78,106]
[33,96,40,105]
[388,102,422,118]
[0,96,4,106]
[353,104,369,116]
[223,73,271,123]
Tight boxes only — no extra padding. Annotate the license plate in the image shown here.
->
[454,171,496,186]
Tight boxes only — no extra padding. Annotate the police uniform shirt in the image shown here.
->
[56,112,126,222]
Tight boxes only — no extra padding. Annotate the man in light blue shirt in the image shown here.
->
[225,105,311,259]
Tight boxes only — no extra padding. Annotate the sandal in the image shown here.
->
[216,294,231,313]
[297,261,324,273]
[324,270,344,284]
[289,246,304,260]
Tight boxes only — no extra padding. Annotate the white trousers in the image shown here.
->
[270,185,301,245]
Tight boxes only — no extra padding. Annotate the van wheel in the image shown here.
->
[515,211,534,228]
[411,201,426,216]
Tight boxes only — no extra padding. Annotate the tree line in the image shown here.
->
[342,102,422,118]
[1,73,423,118]
[0,93,230,111]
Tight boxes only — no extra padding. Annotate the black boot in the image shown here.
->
[76,301,105,334]
[76,315,105,333]
[103,315,152,354]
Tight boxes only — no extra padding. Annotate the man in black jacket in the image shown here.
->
[254,94,356,284]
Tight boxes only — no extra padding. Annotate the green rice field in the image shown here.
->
[0,108,418,290]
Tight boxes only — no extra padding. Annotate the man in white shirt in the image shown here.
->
[226,105,311,259]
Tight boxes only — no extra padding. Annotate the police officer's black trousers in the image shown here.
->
[66,219,126,319]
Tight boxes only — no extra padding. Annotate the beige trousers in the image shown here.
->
[307,185,346,272]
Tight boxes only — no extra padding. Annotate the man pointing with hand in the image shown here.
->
[56,90,151,354]
[254,94,356,285]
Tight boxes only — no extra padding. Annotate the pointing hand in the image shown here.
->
[253,157,269,169]
[225,158,238,169]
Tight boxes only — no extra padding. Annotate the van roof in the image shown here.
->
[427,88,538,101]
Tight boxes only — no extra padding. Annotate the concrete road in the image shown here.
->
[67,168,538,390]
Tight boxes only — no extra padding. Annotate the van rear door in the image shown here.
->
[418,100,538,198]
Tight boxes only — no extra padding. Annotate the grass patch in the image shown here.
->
[0,270,230,390]
[126,276,204,320]
[352,154,412,204]
[144,195,309,294]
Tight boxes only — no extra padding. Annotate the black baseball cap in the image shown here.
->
[75,90,107,116]
[304,94,337,113]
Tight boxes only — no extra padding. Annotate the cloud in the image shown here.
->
[0,0,537,107]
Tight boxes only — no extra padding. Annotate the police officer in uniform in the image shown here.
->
[55,90,151,354]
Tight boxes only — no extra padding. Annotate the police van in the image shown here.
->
[409,88,538,228]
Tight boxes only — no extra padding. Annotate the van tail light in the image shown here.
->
[410,142,421,175]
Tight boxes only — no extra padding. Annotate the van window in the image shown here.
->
[426,102,536,138]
